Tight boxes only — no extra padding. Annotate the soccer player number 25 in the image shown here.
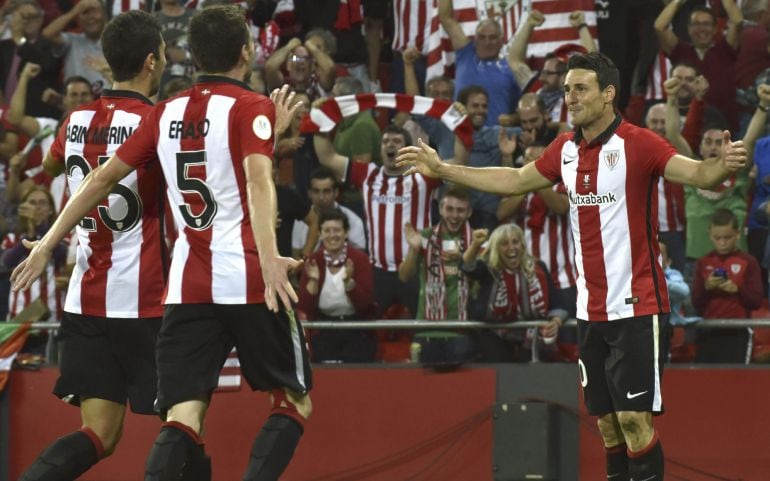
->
[65,154,142,232]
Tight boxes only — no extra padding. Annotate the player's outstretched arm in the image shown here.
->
[664,130,748,189]
[243,153,302,312]
[10,155,134,292]
[396,138,551,196]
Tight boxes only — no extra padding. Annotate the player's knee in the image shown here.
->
[615,411,650,436]
[596,415,622,445]
[83,422,123,458]
[270,389,312,423]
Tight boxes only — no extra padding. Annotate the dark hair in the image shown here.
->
[101,11,162,82]
[319,207,349,231]
[543,52,567,73]
[457,85,488,105]
[63,76,92,93]
[310,166,338,187]
[689,6,716,25]
[567,52,620,96]
[670,61,701,77]
[701,123,727,137]
[441,185,471,203]
[383,124,412,146]
[189,5,250,73]
[711,208,738,230]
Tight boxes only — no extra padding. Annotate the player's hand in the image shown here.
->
[527,10,545,27]
[720,130,747,173]
[261,255,302,312]
[757,84,770,109]
[21,62,41,80]
[498,128,517,156]
[471,228,489,245]
[568,11,585,28]
[404,222,422,250]
[271,84,301,137]
[396,138,445,178]
[10,239,51,292]
[402,47,420,65]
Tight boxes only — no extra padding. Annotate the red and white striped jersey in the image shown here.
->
[523,184,577,290]
[49,90,166,318]
[346,160,439,271]
[645,51,671,101]
[3,233,64,321]
[108,0,144,18]
[397,0,598,82]
[657,178,685,233]
[534,116,676,321]
[117,76,275,305]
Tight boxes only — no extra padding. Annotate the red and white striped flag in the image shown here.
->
[394,0,598,83]
[299,93,475,149]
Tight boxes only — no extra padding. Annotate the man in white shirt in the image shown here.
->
[292,166,366,257]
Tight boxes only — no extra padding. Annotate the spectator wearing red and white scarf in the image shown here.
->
[462,223,568,363]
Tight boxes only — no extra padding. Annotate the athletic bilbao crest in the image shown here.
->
[731,264,741,274]
[603,150,620,170]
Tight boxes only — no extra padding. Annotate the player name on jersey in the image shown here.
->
[168,119,210,139]
[66,123,136,145]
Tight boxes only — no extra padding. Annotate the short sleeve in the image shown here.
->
[116,105,161,169]
[235,94,275,159]
[533,135,568,183]
[634,127,678,176]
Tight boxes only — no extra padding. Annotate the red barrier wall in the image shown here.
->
[8,366,770,480]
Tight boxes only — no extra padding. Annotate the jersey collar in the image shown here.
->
[572,113,622,146]
[196,75,252,91]
[101,89,153,106]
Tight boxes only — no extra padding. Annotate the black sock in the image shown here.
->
[242,415,304,481]
[145,422,206,481]
[606,443,629,481]
[19,429,101,481]
[628,435,664,481]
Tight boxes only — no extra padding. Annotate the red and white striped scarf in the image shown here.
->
[299,93,475,149]
[424,222,472,321]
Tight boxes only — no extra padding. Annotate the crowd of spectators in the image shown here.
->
[2,0,770,365]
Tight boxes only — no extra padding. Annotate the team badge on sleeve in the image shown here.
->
[253,115,272,140]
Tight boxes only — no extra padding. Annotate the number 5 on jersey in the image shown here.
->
[176,151,217,230]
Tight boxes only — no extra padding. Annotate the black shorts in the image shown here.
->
[54,312,161,415]
[156,304,312,412]
[577,314,669,417]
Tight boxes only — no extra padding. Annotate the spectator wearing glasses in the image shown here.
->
[655,0,743,131]
[266,33,335,101]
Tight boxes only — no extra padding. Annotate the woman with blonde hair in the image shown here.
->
[462,223,567,362]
